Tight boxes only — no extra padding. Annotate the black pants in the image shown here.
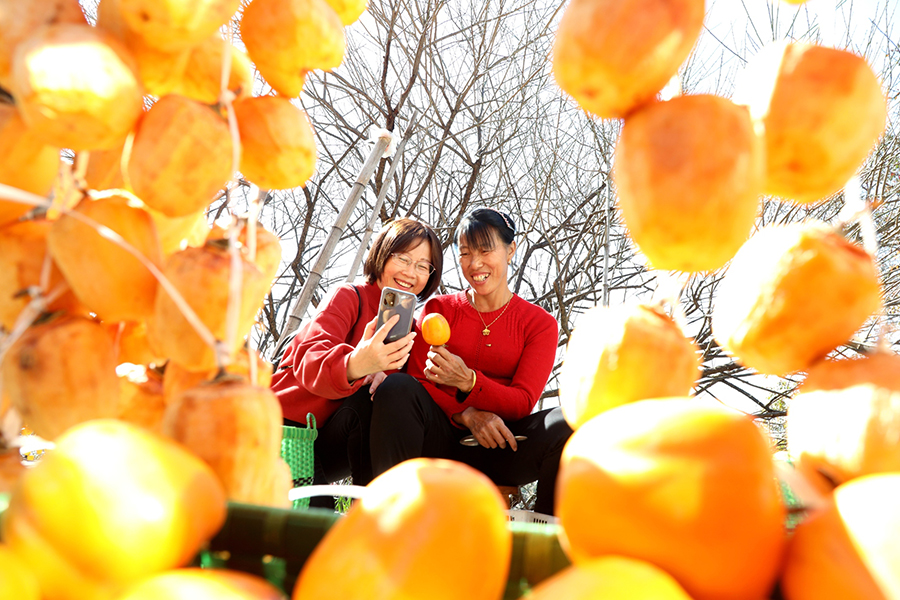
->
[284,387,374,509]
[370,373,573,515]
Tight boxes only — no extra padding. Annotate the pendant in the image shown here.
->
[482,328,490,336]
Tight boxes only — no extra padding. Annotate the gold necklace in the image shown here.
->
[472,291,513,336]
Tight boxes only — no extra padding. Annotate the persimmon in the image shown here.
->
[171,33,254,105]
[1,419,227,600]
[2,314,120,440]
[557,398,786,600]
[734,42,887,204]
[116,569,286,600]
[128,94,234,217]
[0,0,87,88]
[526,556,694,600]
[95,0,191,97]
[0,102,60,217]
[48,195,163,323]
[293,458,511,600]
[713,221,880,376]
[83,141,126,192]
[0,219,83,330]
[551,0,705,119]
[146,206,210,256]
[614,94,763,272]
[241,0,345,98]
[0,543,40,600]
[781,473,900,600]
[107,320,165,366]
[787,351,900,486]
[148,241,271,372]
[206,219,283,286]
[324,0,368,25]
[163,377,284,506]
[422,312,451,346]
[163,348,273,404]
[0,449,26,495]
[117,363,166,434]
[114,0,242,53]
[233,95,317,190]
[11,23,143,151]
[559,304,700,429]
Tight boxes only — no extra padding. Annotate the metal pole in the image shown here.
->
[602,176,612,307]
[345,113,418,283]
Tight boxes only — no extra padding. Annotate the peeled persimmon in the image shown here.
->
[233,95,317,190]
[241,0,345,98]
[170,34,254,105]
[116,0,242,53]
[117,363,166,434]
[128,94,234,217]
[116,569,285,600]
[163,348,273,405]
[324,0,368,25]
[0,102,60,219]
[0,543,40,600]
[148,241,271,372]
[0,0,87,88]
[11,23,143,151]
[421,312,451,346]
[526,556,694,600]
[557,398,786,600]
[734,42,887,204]
[0,220,84,331]
[163,378,284,506]
[551,0,705,119]
[146,206,210,256]
[47,195,163,323]
[614,94,763,272]
[293,458,511,600]
[781,473,900,600]
[787,351,900,486]
[713,221,880,376]
[559,304,700,430]
[83,140,126,192]
[1,419,227,600]
[107,320,164,366]
[207,219,283,286]
[2,314,120,440]
[95,0,191,97]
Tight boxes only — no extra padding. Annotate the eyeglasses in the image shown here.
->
[390,253,435,276]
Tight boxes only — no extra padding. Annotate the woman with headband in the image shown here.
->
[370,208,572,515]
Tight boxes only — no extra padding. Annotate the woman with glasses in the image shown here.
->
[370,209,572,515]
[271,218,442,505]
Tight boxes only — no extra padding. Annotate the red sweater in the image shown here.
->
[408,292,559,423]
[271,282,382,424]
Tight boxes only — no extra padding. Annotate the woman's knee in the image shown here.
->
[372,373,423,409]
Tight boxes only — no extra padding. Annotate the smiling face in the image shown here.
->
[458,229,515,297]
[377,239,433,296]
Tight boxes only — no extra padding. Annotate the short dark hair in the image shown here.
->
[364,218,443,300]
[454,208,516,250]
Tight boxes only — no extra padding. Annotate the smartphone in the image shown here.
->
[376,287,416,343]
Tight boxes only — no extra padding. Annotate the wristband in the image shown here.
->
[469,369,477,393]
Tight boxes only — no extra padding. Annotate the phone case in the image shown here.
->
[376,287,416,343]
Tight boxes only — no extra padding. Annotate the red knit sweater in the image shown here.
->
[271,282,382,424]
[408,292,559,423]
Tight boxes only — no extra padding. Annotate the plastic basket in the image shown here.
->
[280,413,317,510]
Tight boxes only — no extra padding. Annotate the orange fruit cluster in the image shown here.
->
[551,0,895,598]
[0,0,372,593]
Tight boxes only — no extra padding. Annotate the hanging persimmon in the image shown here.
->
[240,0,345,98]
[128,94,235,217]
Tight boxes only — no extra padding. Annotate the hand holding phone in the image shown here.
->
[376,287,416,343]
